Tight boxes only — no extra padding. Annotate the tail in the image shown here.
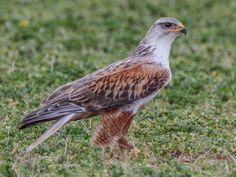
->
[25,113,75,152]
[19,103,85,152]
[19,103,84,129]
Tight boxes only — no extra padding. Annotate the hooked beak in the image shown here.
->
[178,23,187,35]
[167,23,187,35]
[181,27,187,35]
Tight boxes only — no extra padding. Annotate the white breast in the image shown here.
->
[121,91,159,114]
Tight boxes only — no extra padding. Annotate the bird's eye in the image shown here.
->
[163,23,172,28]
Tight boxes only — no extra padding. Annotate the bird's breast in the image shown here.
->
[122,91,160,115]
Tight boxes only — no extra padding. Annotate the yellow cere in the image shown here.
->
[167,23,185,32]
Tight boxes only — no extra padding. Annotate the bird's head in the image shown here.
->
[155,17,187,34]
[133,17,187,57]
[146,17,187,44]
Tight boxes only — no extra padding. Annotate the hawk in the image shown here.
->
[20,17,187,157]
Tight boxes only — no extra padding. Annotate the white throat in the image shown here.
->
[153,38,172,69]
[132,32,178,70]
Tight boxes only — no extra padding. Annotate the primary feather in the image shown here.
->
[19,103,84,129]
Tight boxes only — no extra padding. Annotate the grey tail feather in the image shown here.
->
[25,113,75,153]
[20,103,83,129]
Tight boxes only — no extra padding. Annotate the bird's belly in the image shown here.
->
[127,92,159,114]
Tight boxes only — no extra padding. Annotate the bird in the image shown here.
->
[20,17,187,157]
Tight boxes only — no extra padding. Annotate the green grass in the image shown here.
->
[0,0,236,176]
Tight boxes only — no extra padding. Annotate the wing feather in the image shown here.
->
[44,58,170,112]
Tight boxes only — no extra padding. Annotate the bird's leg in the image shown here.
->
[117,135,134,150]
[117,135,140,158]
[113,115,134,159]
[122,115,133,135]
[91,109,140,158]
[117,116,141,158]
[117,116,133,152]
[91,110,131,148]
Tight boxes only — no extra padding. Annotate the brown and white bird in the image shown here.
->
[20,17,187,157]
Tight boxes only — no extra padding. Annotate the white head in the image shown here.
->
[133,17,187,57]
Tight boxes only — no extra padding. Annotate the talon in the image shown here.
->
[131,147,141,157]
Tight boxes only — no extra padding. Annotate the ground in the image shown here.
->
[0,0,236,176]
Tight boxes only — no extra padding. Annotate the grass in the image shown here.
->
[0,0,236,176]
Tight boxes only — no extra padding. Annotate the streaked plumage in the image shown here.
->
[20,17,187,157]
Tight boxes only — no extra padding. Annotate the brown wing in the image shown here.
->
[44,59,170,112]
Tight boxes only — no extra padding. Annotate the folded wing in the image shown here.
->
[44,58,170,113]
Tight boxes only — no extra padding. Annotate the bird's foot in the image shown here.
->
[131,147,141,158]
[113,153,123,160]
[113,149,124,160]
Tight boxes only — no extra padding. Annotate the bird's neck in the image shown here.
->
[132,36,173,69]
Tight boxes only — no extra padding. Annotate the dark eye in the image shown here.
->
[164,23,172,28]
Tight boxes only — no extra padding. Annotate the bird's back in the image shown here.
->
[20,57,170,129]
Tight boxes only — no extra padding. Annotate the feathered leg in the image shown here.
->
[91,109,140,157]
[117,116,140,157]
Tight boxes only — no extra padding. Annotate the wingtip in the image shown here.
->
[19,125,24,130]
[19,120,26,130]
[19,124,27,130]
[18,119,31,130]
